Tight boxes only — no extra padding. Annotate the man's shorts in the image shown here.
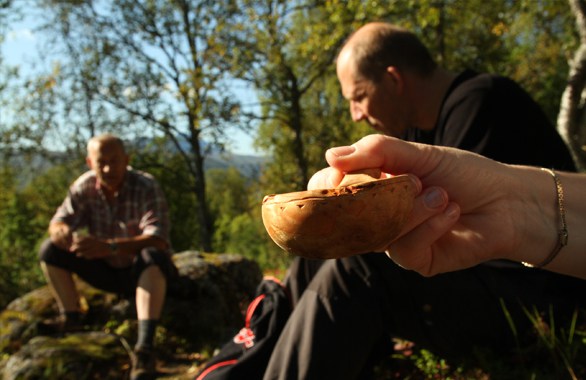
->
[39,238,178,297]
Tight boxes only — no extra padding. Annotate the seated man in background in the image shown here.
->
[38,133,177,380]
[262,22,586,379]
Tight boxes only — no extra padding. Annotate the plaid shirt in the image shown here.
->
[51,168,170,247]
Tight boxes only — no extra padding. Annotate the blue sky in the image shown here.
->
[2,12,261,157]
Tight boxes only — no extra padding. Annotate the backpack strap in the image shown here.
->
[195,359,238,380]
[233,293,267,348]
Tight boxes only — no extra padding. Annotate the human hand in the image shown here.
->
[309,134,524,276]
[49,223,73,251]
[71,235,111,259]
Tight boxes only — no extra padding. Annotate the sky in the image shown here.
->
[2,10,262,157]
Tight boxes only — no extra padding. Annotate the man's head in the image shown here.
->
[336,22,437,136]
[86,134,129,193]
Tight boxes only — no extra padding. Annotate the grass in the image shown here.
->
[373,307,586,379]
[255,267,586,379]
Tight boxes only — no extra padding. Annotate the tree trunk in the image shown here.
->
[557,0,586,170]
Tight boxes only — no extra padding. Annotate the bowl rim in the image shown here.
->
[262,174,414,205]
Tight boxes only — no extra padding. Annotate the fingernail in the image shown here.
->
[444,203,459,218]
[328,145,356,157]
[424,187,446,209]
[407,174,422,194]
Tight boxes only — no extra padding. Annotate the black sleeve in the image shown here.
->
[436,86,493,154]
[437,75,576,172]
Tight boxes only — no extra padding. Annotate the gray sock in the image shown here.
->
[136,319,158,350]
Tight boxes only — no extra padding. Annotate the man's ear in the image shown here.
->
[86,156,93,170]
[385,66,404,94]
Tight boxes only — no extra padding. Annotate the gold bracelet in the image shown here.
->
[522,168,568,268]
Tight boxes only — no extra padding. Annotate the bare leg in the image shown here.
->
[135,265,166,320]
[40,262,81,313]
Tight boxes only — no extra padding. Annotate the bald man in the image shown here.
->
[39,133,177,380]
[262,23,585,379]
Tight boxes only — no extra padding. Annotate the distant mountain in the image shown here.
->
[3,142,267,188]
[133,136,267,179]
[204,151,266,179]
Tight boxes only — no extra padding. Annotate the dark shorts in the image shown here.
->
[39,238,178,297]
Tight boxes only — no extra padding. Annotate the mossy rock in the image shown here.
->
[0,252,263,377]
[1,331,129,379]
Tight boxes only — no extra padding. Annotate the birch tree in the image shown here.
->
[558,0,586,170]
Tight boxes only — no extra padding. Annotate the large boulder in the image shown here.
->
[0,251,263,379]
[3,332,129,379]
[166,251,264,349]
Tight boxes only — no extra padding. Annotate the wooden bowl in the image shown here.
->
[261,173,417,259]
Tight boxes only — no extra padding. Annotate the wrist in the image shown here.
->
[522,169,567,268]
[540,172,586,278]
[108,239,119,256]
[511,166,559,266]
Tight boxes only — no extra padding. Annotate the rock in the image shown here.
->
[166,251,263,349]
[3,332,129,379]
[0,251,263,379]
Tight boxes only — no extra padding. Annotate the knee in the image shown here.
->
[139,247,167,261]
[39,238,63,263]
[136,247,177,281]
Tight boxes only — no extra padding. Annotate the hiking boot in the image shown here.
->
[130,347,156,380]
[36,315,84,335]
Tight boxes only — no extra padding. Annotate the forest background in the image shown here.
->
[1,0,586,311]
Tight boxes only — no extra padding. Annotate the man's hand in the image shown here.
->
[49,222,73,251]
[71,236,112,259]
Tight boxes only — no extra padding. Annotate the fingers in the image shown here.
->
[307,167,344,190]
[326,135,386,171]
[73,238,114,259]
[387,202,460,276]
[397,186,449,236]
[325,134,437,176]
[51,232,72,251]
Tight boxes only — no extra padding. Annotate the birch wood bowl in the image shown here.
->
[261,172,417,259]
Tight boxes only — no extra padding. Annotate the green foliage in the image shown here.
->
[395,0,576,123]
[216,212,291,270]
[411,349,454,378]
[130,140,288,269]
[0,161,79,308]
[206,166,291,270]
[0,192,40,308]
[130,137,202,252]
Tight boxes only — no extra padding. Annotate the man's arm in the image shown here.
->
[49,221,73,251]
[110,234,169,254]
[71,233,168,260]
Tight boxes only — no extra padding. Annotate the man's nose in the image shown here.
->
[350,102,364,121]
